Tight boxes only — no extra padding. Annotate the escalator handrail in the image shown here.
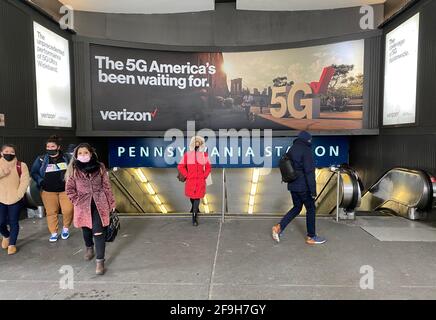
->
[340,167,361,210]
[363,167,428,194]
[361,167,433,210]
[315,170,336,202]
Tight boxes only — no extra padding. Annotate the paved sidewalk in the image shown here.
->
[1,216,436,299]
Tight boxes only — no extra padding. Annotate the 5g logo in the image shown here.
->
[360,265,374,290]
[270,66,334,120]
[59,265,74,290]
[59,5,74,30]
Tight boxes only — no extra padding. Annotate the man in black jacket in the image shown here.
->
[272,131,326,245]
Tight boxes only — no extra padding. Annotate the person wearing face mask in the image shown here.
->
[0,144,30,255]
[65,143,116,275]
[30,135,73,242]
[177,136,211,226]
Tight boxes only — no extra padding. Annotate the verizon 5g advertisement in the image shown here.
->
[90,40,365,132]
[33,22,72,128]
[383,13,420,126]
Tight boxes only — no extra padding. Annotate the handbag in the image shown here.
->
[105,210,120,242]
[177,171,186,182]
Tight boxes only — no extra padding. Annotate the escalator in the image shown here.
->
[314,165,362,217]
[23,166,436,219]
[356,168,436,220]
[313,167,436,220]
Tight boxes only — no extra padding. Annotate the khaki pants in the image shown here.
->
[41,191,74,234]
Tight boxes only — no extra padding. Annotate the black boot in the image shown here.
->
[192,212,199,226]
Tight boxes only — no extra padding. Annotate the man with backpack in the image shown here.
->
[31,136,73,242]
[272,131,326,245]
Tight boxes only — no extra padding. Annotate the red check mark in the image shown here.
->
[310,66,335,95]
[151,108,158,118]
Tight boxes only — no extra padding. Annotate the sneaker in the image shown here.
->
[1,237,9,249]
[272,225,281,243]
[7,245,17,255]
[49,233,59,242]
[306,235,326,245]
[61,228,70,240]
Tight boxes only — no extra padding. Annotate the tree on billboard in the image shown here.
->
[272,76,294,87]
[329,64,355,89]
[322,64,363,110]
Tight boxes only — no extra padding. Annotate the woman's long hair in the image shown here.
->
[65,143,99,181]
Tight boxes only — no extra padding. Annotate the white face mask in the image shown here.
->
[77,155,91,163]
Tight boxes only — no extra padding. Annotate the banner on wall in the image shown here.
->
[109,137,349,168]
[383,13,420,126]
[33,22,72,128]
[90,40,364,132]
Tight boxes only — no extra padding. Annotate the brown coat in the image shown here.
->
[0,158,30,205]
[65,163,116,229]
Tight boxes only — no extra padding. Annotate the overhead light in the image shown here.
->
[250,183,258,196]
[135,168,148,183]
[145,183,156,195]
[159,205,168,214]
[248,195,255,206]
[134,169,166,213]
[153,195,162,205]
[247,168,260,214]
[202,195,210,214]
[248,205,254,215]
[252,168,260,183]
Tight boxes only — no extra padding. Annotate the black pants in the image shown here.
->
[190,199,200,213]
[190,198,201,213]
[82,200,106,260]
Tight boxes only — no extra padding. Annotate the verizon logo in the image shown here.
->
[99,108,158,122]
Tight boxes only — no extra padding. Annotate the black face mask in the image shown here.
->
[47,149,59,156]
[2,154,16,162]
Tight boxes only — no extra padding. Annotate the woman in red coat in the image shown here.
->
[177,136,211,226]
[65,143,116,275]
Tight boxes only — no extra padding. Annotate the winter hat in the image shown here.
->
[189,136,206,151]
[298,131,312,143]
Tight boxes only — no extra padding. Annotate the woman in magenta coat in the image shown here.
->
[178,136,211,226]
[65,143,116,275]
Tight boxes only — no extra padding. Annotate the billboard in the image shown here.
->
[383,13,420,126]
[90,40,364,132]
[33,22,72,128]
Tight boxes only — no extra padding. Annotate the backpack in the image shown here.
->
[279,154,298,183]
[16,161,22,178]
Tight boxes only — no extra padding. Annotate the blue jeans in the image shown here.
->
[0,200,22,246]
[279,191,316,238]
